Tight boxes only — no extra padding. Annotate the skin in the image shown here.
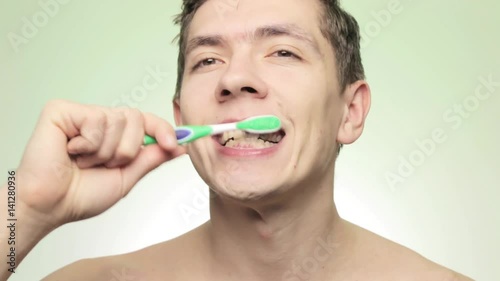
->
[0,0,474,280]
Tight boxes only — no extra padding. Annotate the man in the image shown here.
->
[0,0,473,280]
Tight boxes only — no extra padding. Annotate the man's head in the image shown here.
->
[171,0,370,201]
[173,0,365,99]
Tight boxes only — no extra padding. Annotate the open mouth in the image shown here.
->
[215,129,286,149]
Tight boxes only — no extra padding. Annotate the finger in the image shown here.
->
[75,110,127,169]
[105,109,145,168]
[67,113,107,155]
[142,112,178,151]
[120,144,187,193]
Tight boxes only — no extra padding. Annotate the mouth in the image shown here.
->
[214,129,286,149]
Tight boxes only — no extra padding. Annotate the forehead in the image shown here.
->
[188,0,323,41]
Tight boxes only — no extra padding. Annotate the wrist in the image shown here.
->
[1,185,54,280]
[2,185,55,260]
[14,168,65,233]
[17,200,57,242]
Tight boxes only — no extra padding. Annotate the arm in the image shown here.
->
[0,184,54,281]
[0,101,185,280]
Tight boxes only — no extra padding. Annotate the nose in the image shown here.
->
[215,57,268,102]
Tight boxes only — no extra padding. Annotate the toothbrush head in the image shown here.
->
[236,115,281,134]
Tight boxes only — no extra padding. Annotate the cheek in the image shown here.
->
[319,98,342,144]
[179,74,220,119]
[179,94,212,125]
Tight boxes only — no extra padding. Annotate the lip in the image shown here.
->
[212,134,286,157]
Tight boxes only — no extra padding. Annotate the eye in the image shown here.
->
[271,49,301,60]
[192,57,222,71]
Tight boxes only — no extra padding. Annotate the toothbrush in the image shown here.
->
[143,115,281,145]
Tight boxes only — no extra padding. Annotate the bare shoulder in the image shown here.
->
[401,256,475,281]
[41,256,132,281]
[42,252,165,281]
[42,224,209,281]
[345,220,475,281]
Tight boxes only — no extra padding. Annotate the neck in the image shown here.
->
[204,176,352,281]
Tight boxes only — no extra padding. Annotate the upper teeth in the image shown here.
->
[220,130,283,145]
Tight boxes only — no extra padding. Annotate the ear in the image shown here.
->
[336,80,371,145]
[173,98,184,126]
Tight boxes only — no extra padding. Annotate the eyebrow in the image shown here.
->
[256,24,319,52]
[185,24,321,57]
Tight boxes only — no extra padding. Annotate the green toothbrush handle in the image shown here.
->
[143,135,157,146]
[143,125,213,146]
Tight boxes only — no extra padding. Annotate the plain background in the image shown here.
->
[1,0,499,280]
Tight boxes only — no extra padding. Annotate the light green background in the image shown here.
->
[1,0,499,280]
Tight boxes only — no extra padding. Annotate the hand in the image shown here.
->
[16,100,186,230]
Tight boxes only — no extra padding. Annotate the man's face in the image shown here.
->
[175,0,346,200]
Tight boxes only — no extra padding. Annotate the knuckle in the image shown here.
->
[91,109,107,126]
[165,121,175,133]
[95,112,108,132]
[117,110,127,121]
[85,115,107,142]
[108,111,127,131]
[128,108,143,122]
[142,112,155,122]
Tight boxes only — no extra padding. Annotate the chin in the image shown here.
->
[208,175,282,203]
